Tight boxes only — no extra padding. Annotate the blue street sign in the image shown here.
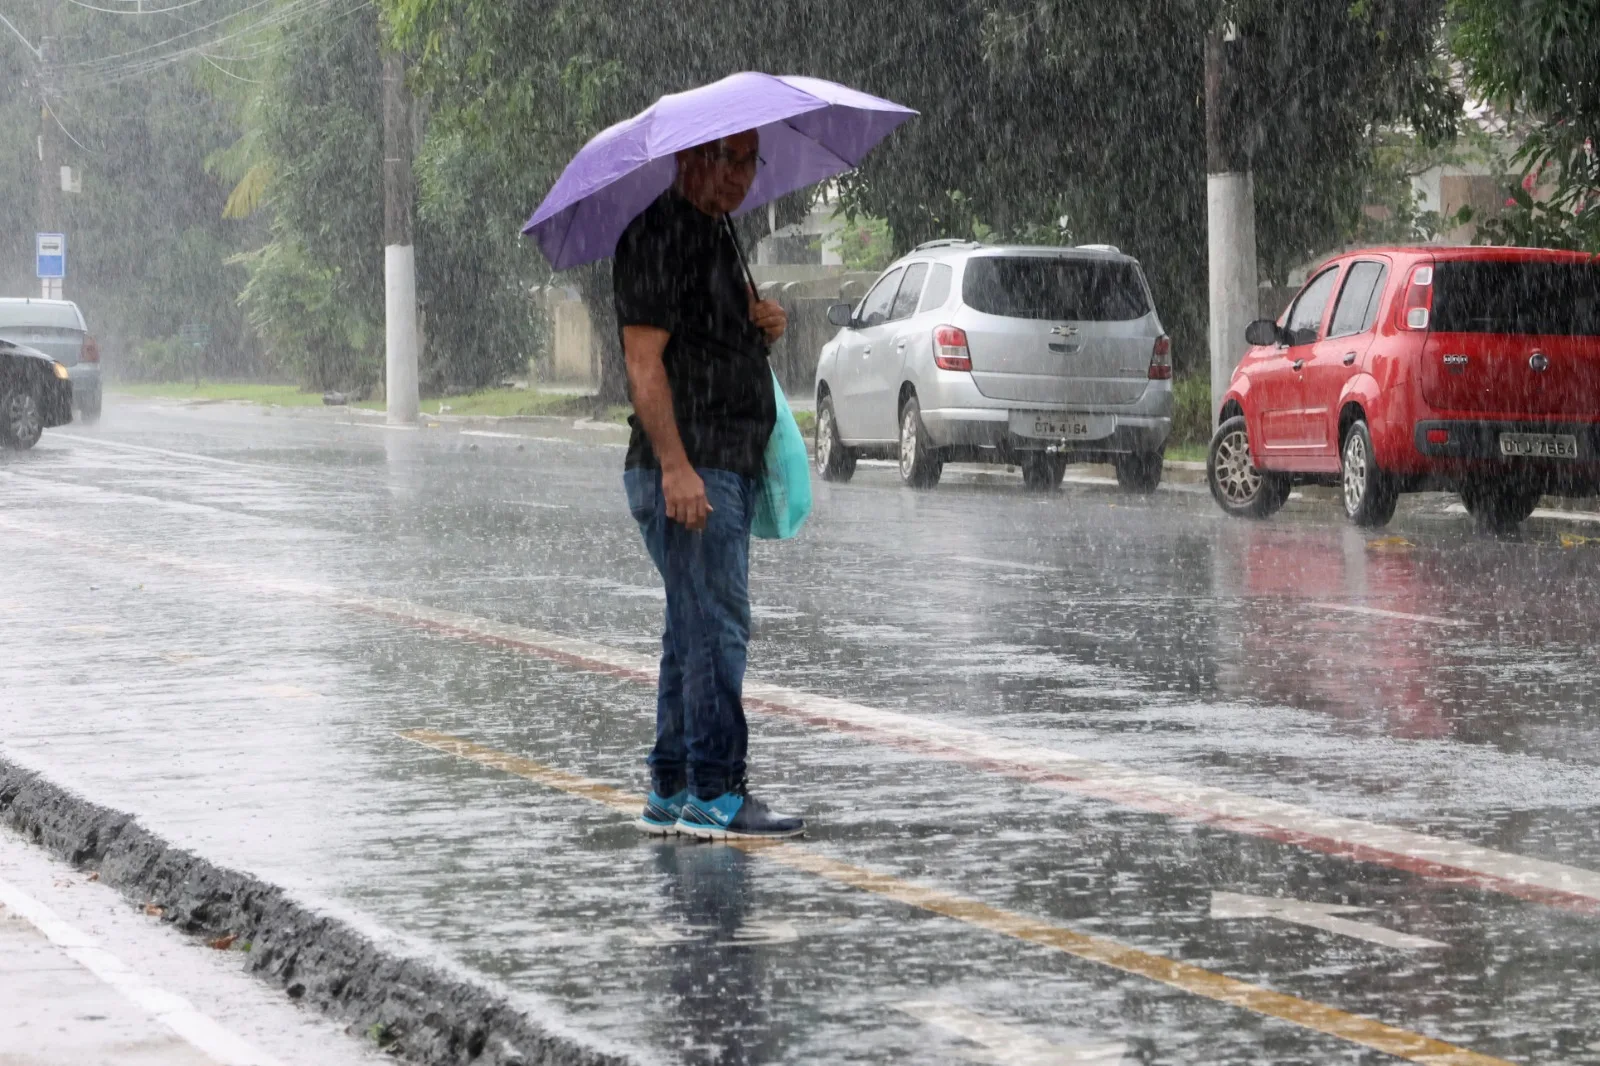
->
[36,233,65,279]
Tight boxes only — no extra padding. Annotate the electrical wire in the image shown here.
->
[56,0,370,89]
[199,51,260,81]
[64,0,300,70]
[63,0,223,15]
[44,99,100,155]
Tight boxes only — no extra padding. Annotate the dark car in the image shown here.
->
[0,338,74,450]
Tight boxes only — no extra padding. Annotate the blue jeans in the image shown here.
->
[624,467,757,800]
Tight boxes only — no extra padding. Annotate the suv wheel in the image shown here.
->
[1114,450,1163,494]
[1340,420,1398,528]
[1460,478,1541,534]
[79,388,102,423]
[898,394,942,489]
[1020,452,1067,492]
[1207,415,1289,518]
[0,387,43,450]
[814,394,855,483]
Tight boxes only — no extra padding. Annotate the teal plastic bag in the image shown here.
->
[752,372,812,540]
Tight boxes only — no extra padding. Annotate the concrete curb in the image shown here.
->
[0,757,635,1066]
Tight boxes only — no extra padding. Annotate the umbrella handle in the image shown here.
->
[723,214,771,355]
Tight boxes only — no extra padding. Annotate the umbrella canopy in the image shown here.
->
[523,72,916,271]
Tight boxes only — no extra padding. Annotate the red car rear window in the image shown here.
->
[1432,261,1600,336]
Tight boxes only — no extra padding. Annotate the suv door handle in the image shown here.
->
[862,346,872,356]
[1292,358,1305,372]
[895,342,907,353]
[1342,352,1357,366]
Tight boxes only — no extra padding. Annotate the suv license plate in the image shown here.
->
[1012,412,1112,441]
[1499,432,1578,459]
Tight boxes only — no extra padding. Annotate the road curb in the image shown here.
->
[0,757,635,1066]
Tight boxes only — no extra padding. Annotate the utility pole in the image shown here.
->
[382,45,419,423]
[1205,23,1257,427]
[36,11,61,300]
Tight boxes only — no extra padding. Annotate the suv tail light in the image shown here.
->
[933,325,972,371]
[82,335,100,363]
[1148,334,1172,380]
[1399,265,1433,330]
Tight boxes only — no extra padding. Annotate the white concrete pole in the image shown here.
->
[385,245,419,422]
[1207,172,1257,426]
[1205,27,1258,428]
[382,46,419,424]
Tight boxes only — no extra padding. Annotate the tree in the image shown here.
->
[1452,0,1600,250]
[391,0,1459,385]
[0,0,255,375]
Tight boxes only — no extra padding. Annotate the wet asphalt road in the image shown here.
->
[2,399,1599,1065]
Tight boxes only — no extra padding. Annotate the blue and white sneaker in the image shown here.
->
[677,783,805,841]
[636,789,688,835]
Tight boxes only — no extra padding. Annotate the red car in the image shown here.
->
[1208,246,1600,531]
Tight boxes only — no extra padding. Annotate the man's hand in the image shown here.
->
[662,461,711,531]
[749,289,787,343]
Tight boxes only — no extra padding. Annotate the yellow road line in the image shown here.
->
[398,729,1514,1066]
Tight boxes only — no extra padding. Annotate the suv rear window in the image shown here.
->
[0,302,83,330]
[1432,261,1600,336]
[962,257,1150,321]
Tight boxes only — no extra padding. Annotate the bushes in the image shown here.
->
[1171,373,1212,449]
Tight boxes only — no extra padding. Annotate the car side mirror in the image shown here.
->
[1244,319,1285,347]
[826,302,854,328]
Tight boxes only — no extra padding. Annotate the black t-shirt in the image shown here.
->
[613,190,775,478]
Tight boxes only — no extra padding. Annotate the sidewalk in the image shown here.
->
[0,820,382,1066]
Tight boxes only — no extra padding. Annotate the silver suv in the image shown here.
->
[813,241,1173,491]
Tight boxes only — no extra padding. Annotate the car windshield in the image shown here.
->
[0,302,83,330]
[962,257,1150,321]
[1432,261,1600,336]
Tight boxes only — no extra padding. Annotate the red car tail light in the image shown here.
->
[1399,265,1434,330]
[82,335,100,363]
[933,325,972,371]
[1148,334,1172,380]
[1426,428,1450,445]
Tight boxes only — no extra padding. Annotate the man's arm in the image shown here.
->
[623,324,710,531]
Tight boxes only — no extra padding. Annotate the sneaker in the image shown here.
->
[635,789,688,835]
[677,783,805,841]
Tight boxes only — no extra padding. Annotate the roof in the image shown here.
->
[1317,245,1599,267]
[899,242,1136,263]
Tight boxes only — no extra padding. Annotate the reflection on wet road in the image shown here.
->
[2,400,1599,1064]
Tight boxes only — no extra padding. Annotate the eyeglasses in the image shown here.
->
[697,146,764,171]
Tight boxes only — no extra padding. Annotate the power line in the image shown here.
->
[57,0,370,88]
[45,99,99,155]
[63,0,222,15]
[64,0,294,70]
[0,10,43,59]
[199,51,260,81]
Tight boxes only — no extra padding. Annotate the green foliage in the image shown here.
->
[825,216,895,272]
[232,230,378,390]
[1452,0,1600,250]
[1170,373,1214,450]
[0,0,254,376]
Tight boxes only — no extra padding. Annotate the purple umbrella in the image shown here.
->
[523,72,917,271]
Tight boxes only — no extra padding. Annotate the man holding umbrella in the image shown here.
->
[521,73,915,841]
[617,130,804,840]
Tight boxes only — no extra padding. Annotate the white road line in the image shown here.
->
[949,555,1064,574]
[3,513,1600,913]
[338,422,418,432]
[1210,892,1447,951]
[0,875,285,1066]
[895,1001,1127,1065]
[1444,502,1600,525]
[459,430,529,439]
[1309,603,1470,627]
[51,434,272,472]
[499,499,572,510]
